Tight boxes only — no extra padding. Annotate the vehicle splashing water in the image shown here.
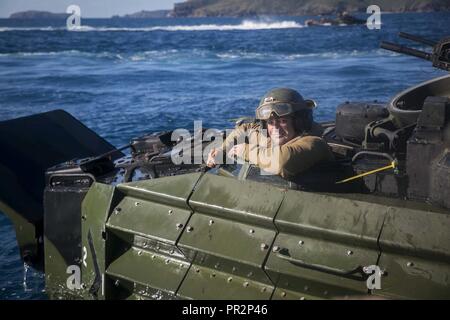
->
[23,263,32,292]
[0,215,46,299]
[22,263,46,298]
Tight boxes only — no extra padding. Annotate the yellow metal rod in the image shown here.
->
[336,161,396,184]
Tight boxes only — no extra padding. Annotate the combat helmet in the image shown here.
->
[256,88,316,132]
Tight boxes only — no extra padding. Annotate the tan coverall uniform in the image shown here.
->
[220,121,334,179]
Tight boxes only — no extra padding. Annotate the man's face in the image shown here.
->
[267,115,296,146]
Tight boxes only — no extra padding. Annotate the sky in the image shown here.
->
[0,0,181,18]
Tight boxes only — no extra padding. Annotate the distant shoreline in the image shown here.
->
[7,10,172,19]
[6,7,450,20]
[170,0,450,17]
[8,11,69,19]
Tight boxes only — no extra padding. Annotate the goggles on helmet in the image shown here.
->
[256,103,294,120]
[256,100,316,120]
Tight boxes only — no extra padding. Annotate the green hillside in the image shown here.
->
[172,0,450,17]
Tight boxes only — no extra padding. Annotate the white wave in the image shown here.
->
[215,49,402,61]
[129,49,180,61]
[0,48,399,61]
[0,20,304,32]
[0,50,78,57]
[0,26,58,32]
[147,20,304,31]
[0,50,118,58]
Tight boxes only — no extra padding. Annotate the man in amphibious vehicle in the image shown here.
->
[206,88,334,179]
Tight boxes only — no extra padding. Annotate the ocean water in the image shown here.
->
[0,12,449,299]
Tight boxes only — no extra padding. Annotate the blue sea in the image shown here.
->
[0,12,449,299]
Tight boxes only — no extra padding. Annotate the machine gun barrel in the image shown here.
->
[380,41,432,61]
[398,32,436,47]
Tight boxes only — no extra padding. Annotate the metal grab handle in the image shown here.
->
[352,151,394,164]
[276,251,366,280]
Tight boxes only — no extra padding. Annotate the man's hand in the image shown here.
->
[227,144,246,160]
[207,144,246,168]
[207,148,220,168]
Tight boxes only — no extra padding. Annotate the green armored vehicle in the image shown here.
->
[1,33,450,300]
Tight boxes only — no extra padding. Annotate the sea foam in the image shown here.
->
[0,20,304,32]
